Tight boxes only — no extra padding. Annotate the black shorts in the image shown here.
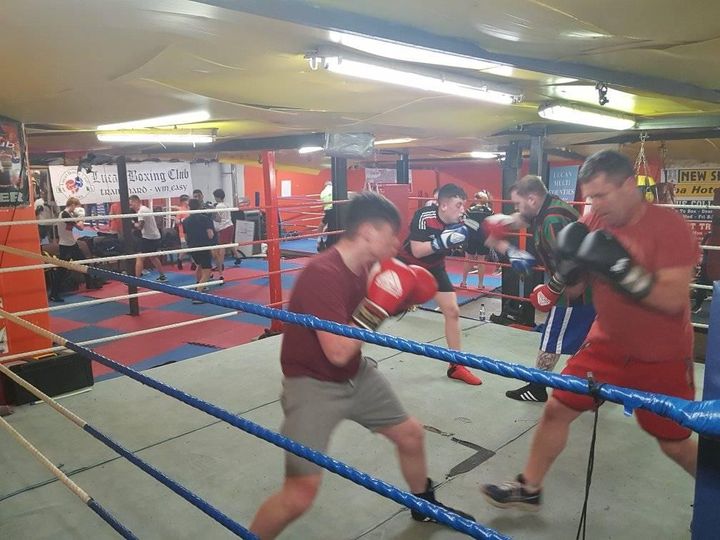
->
[190,250,212,269]
[141,238,161,254]
[427,264,454,293]
[59,244,84,262]
[465,239,489,256]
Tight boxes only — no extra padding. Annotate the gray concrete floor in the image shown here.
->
[0,304,701,540]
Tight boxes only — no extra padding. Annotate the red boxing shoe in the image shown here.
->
[447,365,483,385]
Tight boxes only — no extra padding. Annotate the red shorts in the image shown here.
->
[217,226,234,244]
[553,341,695,440]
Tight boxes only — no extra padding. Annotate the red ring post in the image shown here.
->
[262,151,283,332]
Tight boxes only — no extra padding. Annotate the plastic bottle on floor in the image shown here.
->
[479,304,486,322]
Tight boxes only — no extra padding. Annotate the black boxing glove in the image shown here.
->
[575,229,654,300]
[553,222,590,286]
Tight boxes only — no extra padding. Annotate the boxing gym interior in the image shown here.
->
[0,2,718,539]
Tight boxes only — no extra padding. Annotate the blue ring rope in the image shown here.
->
[86,499,139,540]
[88,267,720,438]
[81,424,257,539]
[63,340,507,540]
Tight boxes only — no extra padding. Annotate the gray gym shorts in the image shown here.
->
[280,357,409,476]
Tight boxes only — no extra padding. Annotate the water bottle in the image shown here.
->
[479,303,486,322]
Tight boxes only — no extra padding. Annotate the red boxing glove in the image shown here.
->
[353,258,416,330]
[530,280,563,312]
[482,214,515,240]
[406,265,438,306]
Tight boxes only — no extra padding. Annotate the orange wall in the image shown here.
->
[0,207,52,357]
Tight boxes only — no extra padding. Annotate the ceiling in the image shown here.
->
[4,0,720,166]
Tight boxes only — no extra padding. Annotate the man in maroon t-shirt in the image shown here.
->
[250,192,475,539]
[482,149,699,512]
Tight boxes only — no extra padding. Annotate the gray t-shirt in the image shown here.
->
[137,205,161,240]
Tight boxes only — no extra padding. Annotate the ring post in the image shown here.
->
[692,282,720,538]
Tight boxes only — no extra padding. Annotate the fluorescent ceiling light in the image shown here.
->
[97,131,214,144]
[538,102,635,130]
[555,85,636,112]
[471,151,504,159]
[375,137,416,145]
[329,31,506,72]
[298,146,324,154]
[97,111,211,131]
[314,55,519,105]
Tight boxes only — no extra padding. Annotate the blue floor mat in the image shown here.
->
[55,301,132,323]
[61,325,121,343]
[249,273,298,289]
[158,299,237,316]
[281,238,318,253]
[236,259,304,271]
[229,311,274,326]
[94,344,218,382]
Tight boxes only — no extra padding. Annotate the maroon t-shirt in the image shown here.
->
[281,247,368,381]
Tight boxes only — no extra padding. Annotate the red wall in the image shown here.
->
[242,160,544,234]
[244,165,330,234]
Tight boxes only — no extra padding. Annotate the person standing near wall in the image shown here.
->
[212,188,235,281]
[461,191,494,289]
[129,195,167,282]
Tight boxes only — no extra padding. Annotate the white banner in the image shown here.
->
[364,168,413,184]
[49,162,193,205]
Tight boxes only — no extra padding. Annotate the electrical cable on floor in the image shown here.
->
[576,374,605,540]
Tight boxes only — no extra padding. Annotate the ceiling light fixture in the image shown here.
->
[538,101,636,130]
[328,31,506,72]
[307,52,521,105]
[298,146,324,154]
[470,151,504,159]
[375,137,417,145]
[97,111,211,131]
[96,131,215,144]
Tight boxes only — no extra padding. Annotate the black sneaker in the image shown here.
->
[505,383,548,402]
[156,274,168,283]
[411,478,475,523]
[481,474,542,511]
[234,257,243,266]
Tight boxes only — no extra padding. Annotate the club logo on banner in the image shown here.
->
[49,162,193,205]
[662,167,720,241]
[55,168,95,201]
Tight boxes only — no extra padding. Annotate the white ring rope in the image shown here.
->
[1,228,340,275]
[0,415,93,502]
[691,284,713,290]
[0,242,240,274]
[0,280,224,318]
[0,199,349,228]
[0,311,239,365]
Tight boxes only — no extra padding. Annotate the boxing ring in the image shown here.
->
[0,245,717,539]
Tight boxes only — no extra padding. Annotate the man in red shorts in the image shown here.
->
[250,192,474,539]
[481,149,699,510]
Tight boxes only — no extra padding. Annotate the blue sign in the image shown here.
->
[548,165,579,202]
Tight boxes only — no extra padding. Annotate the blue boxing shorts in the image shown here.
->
[539,304,595,355]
